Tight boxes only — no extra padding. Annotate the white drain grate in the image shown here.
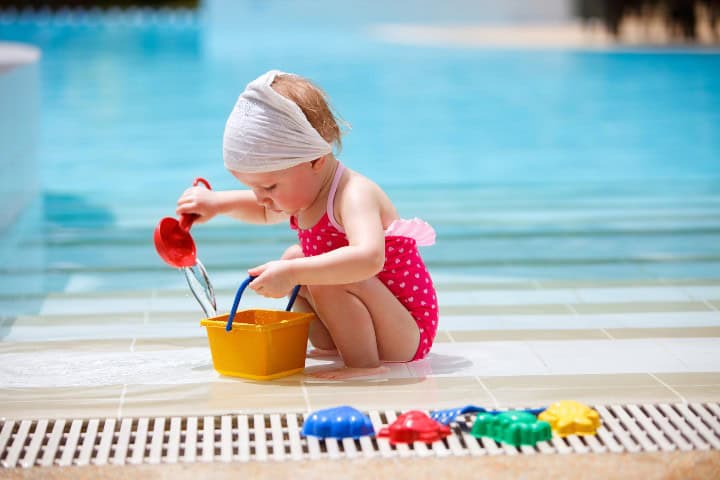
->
[2,403,719,468]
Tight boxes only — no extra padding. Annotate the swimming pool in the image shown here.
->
[3,10,720,466]
[0,5,719,307]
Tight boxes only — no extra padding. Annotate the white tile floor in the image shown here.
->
[3,281,720,419]
[33,283,720,318]
[3,335,719,389]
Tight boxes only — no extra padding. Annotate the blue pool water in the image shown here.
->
[1,7,719,304]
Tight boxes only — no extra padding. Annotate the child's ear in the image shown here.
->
[310,155,326,171]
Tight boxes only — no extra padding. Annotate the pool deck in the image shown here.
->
[369,20,720,50]
[2,279,720,420]
[0,42,40,74]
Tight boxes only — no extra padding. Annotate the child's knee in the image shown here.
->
[307,279,371,300]
[307,284,341,303]
[308,319,335,350]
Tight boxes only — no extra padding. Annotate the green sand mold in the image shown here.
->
[471,411,552,447]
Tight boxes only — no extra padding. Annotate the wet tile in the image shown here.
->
[133,337,208,351]
[569,311,720,329]
[9,312,146,326]
[607,327,720,339]
[539,279,668,289]
[573,301,712,314]
[0,338,132,354]
[653,372,720,386]
[40,296,151,315]
[481,373,661,390]
[0,386,123,420]
[302,360,411,384]
[527,339,688,375]
[433,330,452,343]
[138,321,205,339]
[410,342,549,377]
[44,291,153,301]
[436,280,539,291]
[488,384,681,408]
[146,311,198,323]
[2,313,145,345]
[0,298,45,316]
[150,289,278,315]
[671,385,720,402]
[684,286,720,302]
[121,382,308,417]
[302,374,478,395]
[448,329,608,342]
[439,289,577,306]
[439,313,583,331]
[441,305,572,315]
[1,320,144,342]
[643,262,720,280]
[656,338,720,371]
[150,295,207,314]
[575,286,693,304]
[0,346,216,388]
[307,381,494,412]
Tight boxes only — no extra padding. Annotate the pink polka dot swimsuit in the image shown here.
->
[290,164,438,361]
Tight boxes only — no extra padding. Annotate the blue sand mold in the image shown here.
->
[302,406,375,439]
[431,405,547,425]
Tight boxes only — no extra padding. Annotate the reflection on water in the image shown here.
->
[182,259,217,318]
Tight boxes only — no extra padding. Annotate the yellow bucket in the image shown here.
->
[200,277,314,380]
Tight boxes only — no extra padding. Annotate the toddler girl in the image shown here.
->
[176,70,438,379]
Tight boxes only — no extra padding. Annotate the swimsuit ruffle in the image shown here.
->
[384,218,436,246]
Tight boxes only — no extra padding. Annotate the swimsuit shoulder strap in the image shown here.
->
[326,163,345,233]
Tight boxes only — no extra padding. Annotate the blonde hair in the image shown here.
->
[271,74,346,153]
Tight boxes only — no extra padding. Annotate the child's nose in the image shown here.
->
[254,192,272,207]
[253,189,268,203]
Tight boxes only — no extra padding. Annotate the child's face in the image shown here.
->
[231,162,321,216]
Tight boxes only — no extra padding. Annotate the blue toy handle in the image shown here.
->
[225,275,301,331]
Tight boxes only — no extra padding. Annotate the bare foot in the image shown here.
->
[308,365,390,380]
[307,348,339,358]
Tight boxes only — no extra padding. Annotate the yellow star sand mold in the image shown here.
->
[538,400,601,436]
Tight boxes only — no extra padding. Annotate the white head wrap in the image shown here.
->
[223,70,333,173]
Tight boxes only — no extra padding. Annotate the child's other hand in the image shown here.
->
[176,186,218,224]
[248,260,296,298]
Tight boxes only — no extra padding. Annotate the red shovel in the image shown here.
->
[154,177,211,268]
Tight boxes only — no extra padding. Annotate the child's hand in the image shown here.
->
[176,186,219,224]
[248,260,296,298]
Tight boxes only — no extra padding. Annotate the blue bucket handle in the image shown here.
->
[225,275,301,332]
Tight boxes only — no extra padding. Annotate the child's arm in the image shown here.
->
[291,183,386,283]
[176,187,288,225]
[249,178,388,294]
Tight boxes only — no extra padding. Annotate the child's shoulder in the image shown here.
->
[342,168,386,199]
[338,167,395,218]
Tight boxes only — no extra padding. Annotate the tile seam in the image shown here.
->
[301,384,312,413]
[648,372,687,404]
[702,299,718,312]
[600,328,615,340]
[474,376,499,409]
[524,341,552,374]
[117,384,127,418]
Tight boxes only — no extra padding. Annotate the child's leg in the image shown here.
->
[280,244,337,356]
[294,287,338,357]
[306,277,421,379]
